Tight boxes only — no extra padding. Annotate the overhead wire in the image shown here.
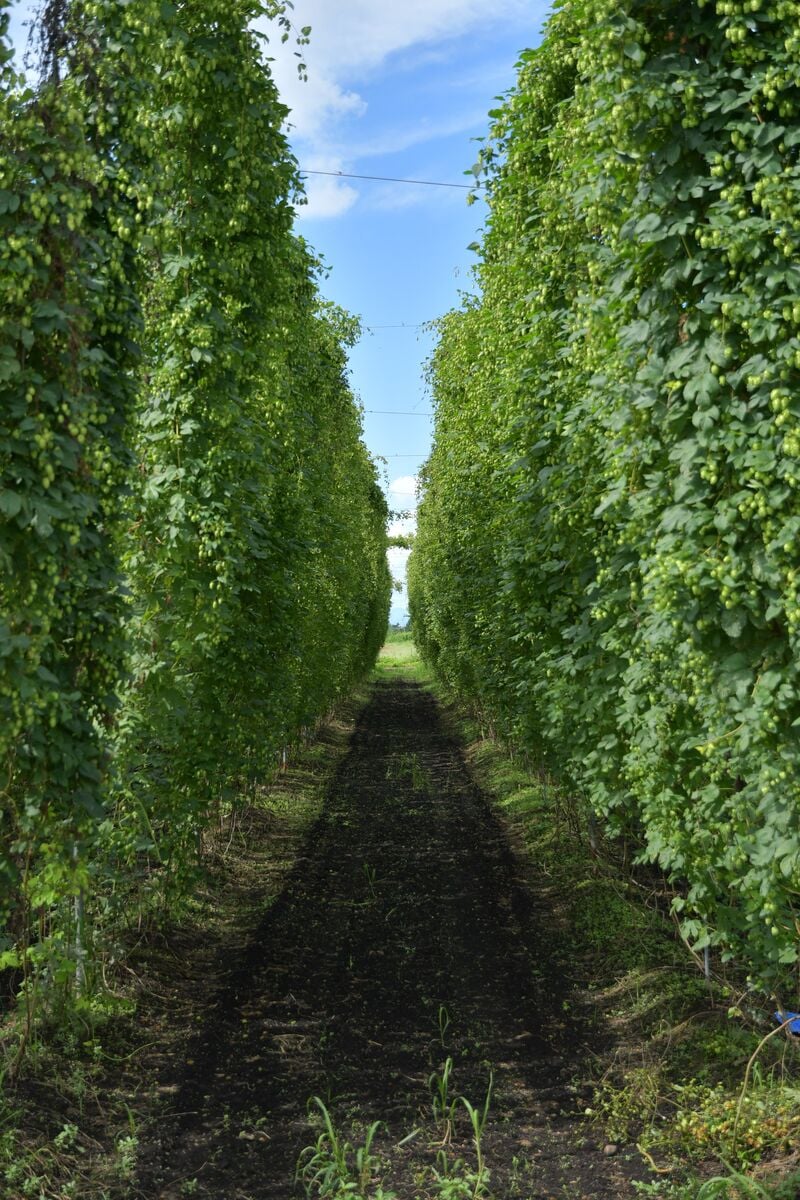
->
[299,168,485,191]
[299,164,453,451]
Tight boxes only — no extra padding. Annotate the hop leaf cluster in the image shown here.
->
[410,0,800,987]
[0,0,390,1013]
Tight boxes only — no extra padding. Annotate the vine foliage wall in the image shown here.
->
[410,0,800,989]
[0,0,389,1032]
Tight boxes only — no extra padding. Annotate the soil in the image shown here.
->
[130,678,647,1199]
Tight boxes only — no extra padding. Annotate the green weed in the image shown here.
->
[437,1004,452,1049]
[115,1132,138,1179]
[634,1165,800,1200]
[296,1097,393,1199]
[428,1058,457,1144]
[460,1070,493,1198]
[590,1063,663,1143]
[429,1149,488,1199]
[666,1078,800,1165]
[410,754,429,792]
[696,1170,773,1199]
[362,863,378,902]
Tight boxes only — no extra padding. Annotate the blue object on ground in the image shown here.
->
[774,1010,800,1034]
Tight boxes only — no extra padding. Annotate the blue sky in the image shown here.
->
[5,0,552,622]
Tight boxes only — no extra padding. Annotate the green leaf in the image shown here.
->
[0,189,20,214]
[720,608,747,639]
[0,491,22,518]
[634,212,662,237]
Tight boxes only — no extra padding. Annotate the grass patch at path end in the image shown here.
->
[374,630,431,682]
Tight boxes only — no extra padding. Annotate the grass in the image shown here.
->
[373,631,432,683]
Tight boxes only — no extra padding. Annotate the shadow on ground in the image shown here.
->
[134,679,643,1199]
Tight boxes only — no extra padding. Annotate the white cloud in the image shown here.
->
[388,545,411,575]
[386,474,419,510]
[258,0,541,218]
[387,542,413,625]
[295,154,359,220]
[345,109,485,161]
[270,0,533,79]
[271,56,366,142]
[385,476,422,623]
[388,515,417,538]
[364,181,464,215]
[384,485,418,624]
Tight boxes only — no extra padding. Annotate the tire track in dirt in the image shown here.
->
[135,679,643,1199]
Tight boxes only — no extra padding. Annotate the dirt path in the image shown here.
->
[135,679,643,1199]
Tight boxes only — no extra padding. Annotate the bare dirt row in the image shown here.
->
[133,678,643,1199]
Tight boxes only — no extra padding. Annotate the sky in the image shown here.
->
[5,0,552,623]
